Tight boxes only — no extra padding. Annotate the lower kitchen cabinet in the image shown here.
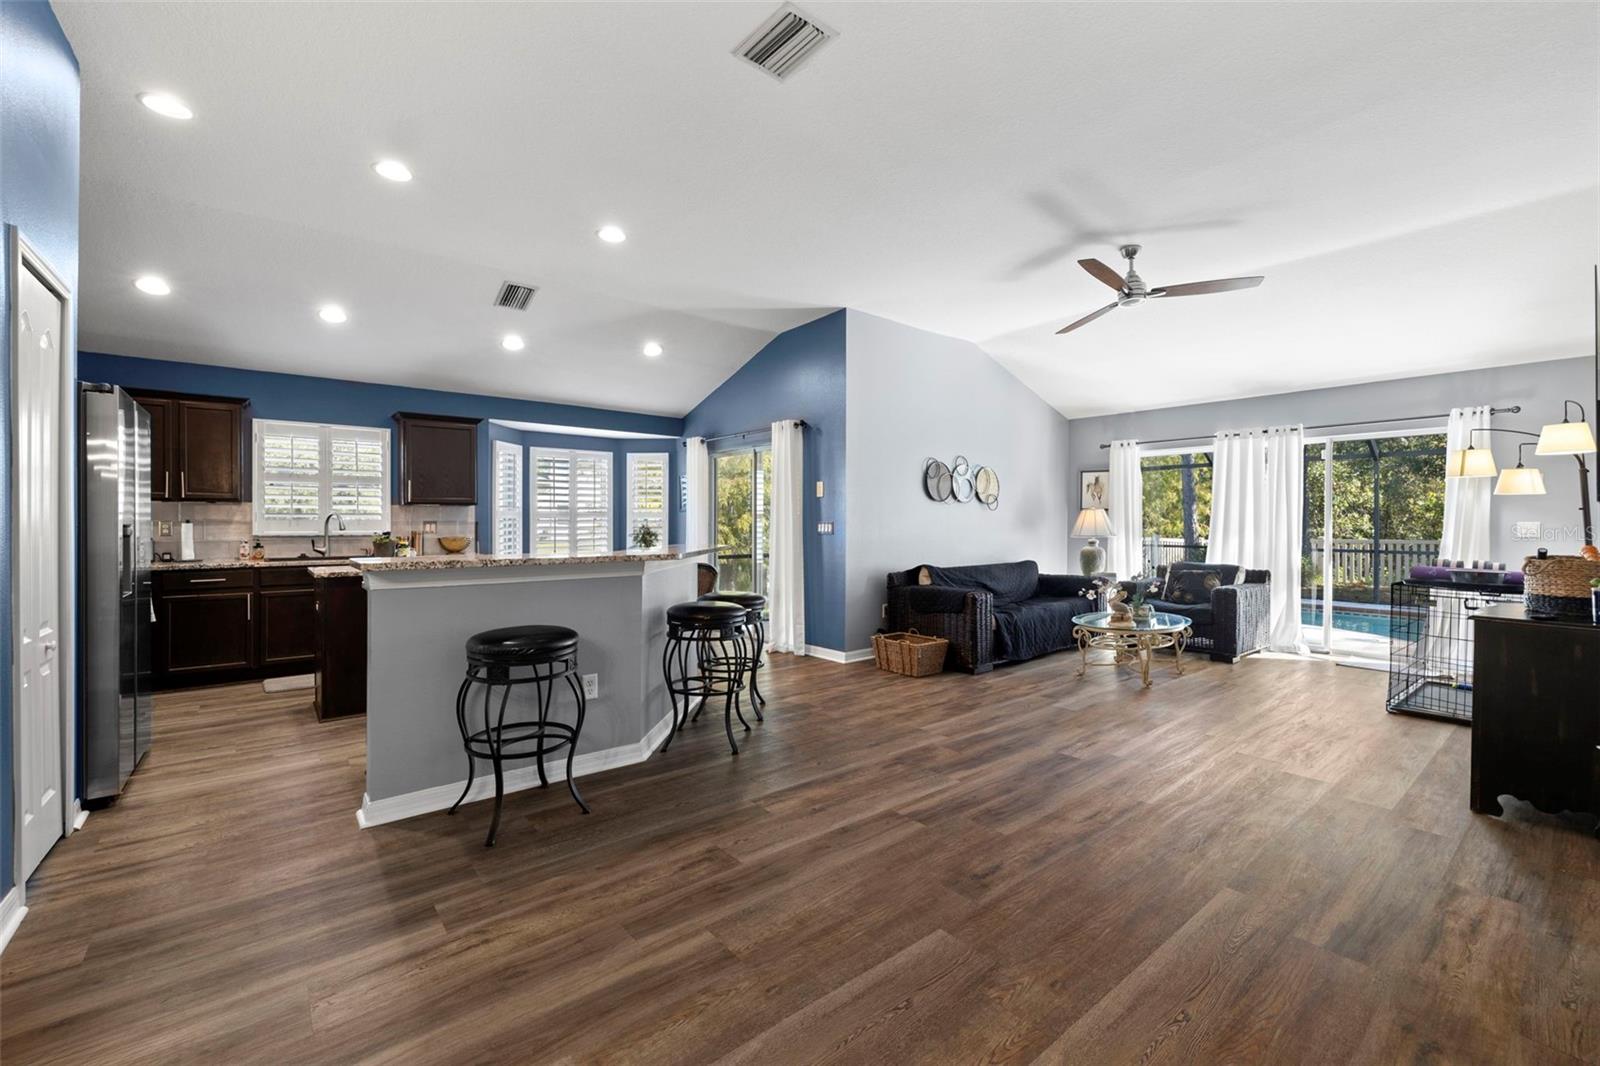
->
[161,589,256,675]
[154,565,324,688]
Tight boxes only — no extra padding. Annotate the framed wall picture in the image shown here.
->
[1080,470,1109,510]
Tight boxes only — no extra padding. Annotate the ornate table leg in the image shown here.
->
[1075,627,1088,678]
[1138,637,1153,687]
[1174,628,1189,676]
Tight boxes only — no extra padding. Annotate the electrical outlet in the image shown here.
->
[881,602,888,620]
[582,673,599,699]
[422,520,438,533]
[157,520,172,537]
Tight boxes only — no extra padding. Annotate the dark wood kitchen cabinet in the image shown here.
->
[155,569,256,678]
[314,572,367,719]
[153,565,322,688]
[258,567,318,669]
[395,412,479,505]
[131,390,247,502]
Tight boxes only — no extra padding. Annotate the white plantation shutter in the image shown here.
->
[253,419,390,535]
[492,440,523,555]
[626,453,668,549]
[531,448,611,557]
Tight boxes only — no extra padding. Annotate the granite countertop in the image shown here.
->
[151,557,358,572]
[308,565,362,578]
[350,546,719,573]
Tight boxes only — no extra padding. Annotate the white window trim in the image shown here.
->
[530,447,612,557]
[626,452,669,552]
[491,440,524,556]
[252,418,390,536]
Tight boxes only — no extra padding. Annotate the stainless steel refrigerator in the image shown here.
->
[80,384,153,800]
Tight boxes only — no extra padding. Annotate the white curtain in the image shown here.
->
[767,420,806,654]
[1262,426,1307,654]
[1209,426,1306,654]
[1207,431,1266,565]
[684,437,710,551]
[1107,440,1143,578]
[1441,406,1492,563]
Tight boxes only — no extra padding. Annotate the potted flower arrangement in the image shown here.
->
[632,524,661,551]
[1128,575,1162,623]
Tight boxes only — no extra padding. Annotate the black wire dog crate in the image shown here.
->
[1386,579,1523,723]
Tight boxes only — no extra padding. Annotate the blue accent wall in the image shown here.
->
[77,352,684,549]
[683,311,846,651]
[2,0,80,896]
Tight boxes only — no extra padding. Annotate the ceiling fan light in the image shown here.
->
[1535,419,1598,455]
[1494,465,1546,496]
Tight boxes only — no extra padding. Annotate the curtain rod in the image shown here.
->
[1097,406,1521,450]
[684,419,807,446]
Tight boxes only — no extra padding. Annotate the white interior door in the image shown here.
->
[16,258,65,882]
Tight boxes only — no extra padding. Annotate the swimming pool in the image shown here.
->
[1301,604,1392,638]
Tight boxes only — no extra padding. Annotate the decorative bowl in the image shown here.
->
[437,536,471,554]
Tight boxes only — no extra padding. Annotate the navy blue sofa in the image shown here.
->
[885,560,1096,673]
[1126,561,1271,663]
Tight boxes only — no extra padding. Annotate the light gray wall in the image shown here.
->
[844,310,1074,651]
[1066,356,1596,567]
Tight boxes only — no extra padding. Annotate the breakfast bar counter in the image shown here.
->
[351,547,712,827]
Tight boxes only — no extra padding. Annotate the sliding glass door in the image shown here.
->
[712,445,773,594]
[1302,431,1446,656]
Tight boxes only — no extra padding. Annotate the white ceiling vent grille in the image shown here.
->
[734,4,836,82]
[494,282,537,310]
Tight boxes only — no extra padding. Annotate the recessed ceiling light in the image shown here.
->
[134,275,172,296]
[501,333,525,352]
[642,340,663,358]
[597,224,627,244]
[372,159,413,183]
[318,304,348,324]
[137,92,193,121]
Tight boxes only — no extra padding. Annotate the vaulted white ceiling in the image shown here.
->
[56,1,1598,419]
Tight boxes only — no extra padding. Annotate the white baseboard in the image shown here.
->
[804,645,875,664]
[0,886,27,956]
[357,710,678,829]
[71,803,88,831]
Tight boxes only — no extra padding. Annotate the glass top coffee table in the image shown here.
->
[1071,611,1193,688]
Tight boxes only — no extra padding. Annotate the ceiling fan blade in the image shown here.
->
[1056,302,1119,335]
[1078,259,1126,292]
[1151,276,1264,298]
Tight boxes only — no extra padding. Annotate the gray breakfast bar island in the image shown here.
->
[335,547,713,828]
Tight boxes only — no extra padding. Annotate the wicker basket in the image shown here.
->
[873,629,949,677]
[1523,553,1600,620]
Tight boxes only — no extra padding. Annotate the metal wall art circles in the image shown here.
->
[974,466,1000,509]
[923,458,953,502]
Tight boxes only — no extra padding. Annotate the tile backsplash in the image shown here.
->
[152,501,476,561]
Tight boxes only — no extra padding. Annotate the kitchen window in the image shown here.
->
[531,448,611,557]
[252,419,390,535]
[626,452,669,550]
[492,440,524,555]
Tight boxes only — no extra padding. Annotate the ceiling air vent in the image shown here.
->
[494,282,537,311]
[734,4,836,82]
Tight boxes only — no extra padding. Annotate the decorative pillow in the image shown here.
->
[917,566,932,586]
[1166,568,1224,605]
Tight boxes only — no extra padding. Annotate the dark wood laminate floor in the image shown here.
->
[5,652,1598,1064]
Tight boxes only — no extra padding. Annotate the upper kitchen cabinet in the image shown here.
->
[131,391,248,502]
[395,413,480,505]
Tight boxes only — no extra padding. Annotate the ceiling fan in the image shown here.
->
[1056,244,1263,335]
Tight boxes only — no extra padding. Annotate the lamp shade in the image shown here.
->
[1535,419,1598,455]
[1072,506,1114,538]
[1494,465,1546,496]
[1446,447,1498,478]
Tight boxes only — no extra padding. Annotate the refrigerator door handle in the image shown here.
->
[121,524,134,598]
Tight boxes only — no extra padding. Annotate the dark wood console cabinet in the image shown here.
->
[130,390,248,502]
[1470,604,1600,823]
[395,412,479,505]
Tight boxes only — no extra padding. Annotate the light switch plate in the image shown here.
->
[1513,521,1541,539]
[422,521,438,533]
[816,521,834,534]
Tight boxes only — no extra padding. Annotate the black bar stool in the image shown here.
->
[448,624,589,847]
[661,601,751,754]
[699,591,767,716]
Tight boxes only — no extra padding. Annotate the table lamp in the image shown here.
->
[1073,507,1114,576]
